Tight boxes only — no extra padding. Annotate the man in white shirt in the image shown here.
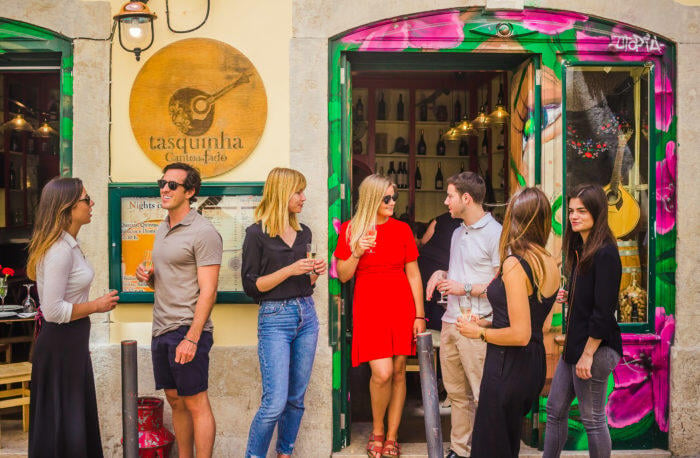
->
[426,172,502,458]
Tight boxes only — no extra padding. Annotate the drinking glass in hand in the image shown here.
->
[458,295,472,321]
[0,278,7,307]
[22,283,36,313]
[366,226,377,254]
[140,250,153,285]
[306,243,317,275]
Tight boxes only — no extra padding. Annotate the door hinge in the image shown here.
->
[340,70,345,85]
[340,183,346,200]
[340,413,346,429]
[535,69,542,85]
[340,298,345,317]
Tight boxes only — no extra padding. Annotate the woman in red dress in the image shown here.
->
[335,174,425,457]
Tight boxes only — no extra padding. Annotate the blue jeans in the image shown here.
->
[543,346,621,458]
[245,296,319,457]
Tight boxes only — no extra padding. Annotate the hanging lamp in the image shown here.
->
[488,84,510,125]
[2,114,33,132]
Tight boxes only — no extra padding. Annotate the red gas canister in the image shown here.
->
[137,397,175,457]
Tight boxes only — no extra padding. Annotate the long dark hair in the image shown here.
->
[498,187,552,299]
[27,177,84,279]
[563,184,616,275]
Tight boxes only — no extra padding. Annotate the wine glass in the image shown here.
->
[458,295,472,321]
[22,283,36,313]
[306,243,317,275]
[140,250,153,286]
[366,226,377,254]
[0,278,7,308]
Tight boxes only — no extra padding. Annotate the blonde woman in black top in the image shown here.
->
[544,184,623,458]
[241,168,326,458]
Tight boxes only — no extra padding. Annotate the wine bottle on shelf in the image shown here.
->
[397,94,404,121]
[435,162,444,190]
[481,131,488,156]
[379,165,385,176]
[387,161,396,184]
[355,98,365,121]
[417,129,427,155]
[397,162,405,189]
[459,137,469,156]
[9,163,18,189]
[454,97,461,123]
[498,126,505,151]
[377,92,386,121]
[436,130,446,156]
[415,161,422,189]
[402,162,408,189]
[419,103,428,122]
[460,162,465,173]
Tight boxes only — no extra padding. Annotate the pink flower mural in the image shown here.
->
[329,217,341,279]
[495,9,587,35]
[656,141,677,235]
[606,308,675,432]
[341,12,464,51]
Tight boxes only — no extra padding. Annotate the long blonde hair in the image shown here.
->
[27,177,84,279]
[498,187,553,300]
[348,174,395,252]
[254,168,307,238]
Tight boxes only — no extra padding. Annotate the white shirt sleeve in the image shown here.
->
[40,243,75,323]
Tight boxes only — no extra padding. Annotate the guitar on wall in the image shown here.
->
[603,126,640,238]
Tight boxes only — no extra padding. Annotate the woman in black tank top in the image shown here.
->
[456,187,560,457]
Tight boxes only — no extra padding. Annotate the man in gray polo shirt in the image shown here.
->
[426,171,502,458]
[136,162,222,458]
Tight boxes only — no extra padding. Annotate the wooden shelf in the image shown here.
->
[415,154,471,159]
[376,120,409,126]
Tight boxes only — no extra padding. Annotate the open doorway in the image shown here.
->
[343,53,539,445]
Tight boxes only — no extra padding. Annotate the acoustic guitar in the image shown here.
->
[603,127,640,238]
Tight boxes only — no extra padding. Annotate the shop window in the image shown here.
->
[564,64,651,326]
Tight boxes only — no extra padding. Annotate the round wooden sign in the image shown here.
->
[130,38,267,177]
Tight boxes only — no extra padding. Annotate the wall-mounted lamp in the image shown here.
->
[113,1,157,61]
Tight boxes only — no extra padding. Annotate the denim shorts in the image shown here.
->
[151,325,213,396]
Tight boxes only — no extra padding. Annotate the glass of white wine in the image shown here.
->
[306,243,317,275]
[458,295,472,321]
[140,250,153,286]
[0,278,7,307]
[366,225,377,254]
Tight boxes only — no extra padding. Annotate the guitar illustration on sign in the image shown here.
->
[168,71,251,136]
[603,126,640,238]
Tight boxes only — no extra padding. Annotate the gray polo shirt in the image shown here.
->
[442,212,502,324]
[151,208,223,337]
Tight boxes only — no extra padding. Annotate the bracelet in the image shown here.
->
[479,328,487,342]
[415,316,427,321]
[183,337,198,345]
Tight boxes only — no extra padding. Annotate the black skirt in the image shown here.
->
[28,317,103,458]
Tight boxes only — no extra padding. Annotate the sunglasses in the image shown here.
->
[157,179,187,191]
[382,193,399,204]
[77,194,91,204]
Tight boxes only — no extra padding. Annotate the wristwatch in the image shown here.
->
[463,282,473,295]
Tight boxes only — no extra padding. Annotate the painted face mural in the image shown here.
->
[329,8,676,451]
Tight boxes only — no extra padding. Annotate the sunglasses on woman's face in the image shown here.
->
[77,194,91,204]
[382,193,399,204]
[157,179,186,191]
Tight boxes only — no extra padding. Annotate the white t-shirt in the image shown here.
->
[442,213,502,324]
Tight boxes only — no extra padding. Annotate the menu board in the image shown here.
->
[116,189,262,299]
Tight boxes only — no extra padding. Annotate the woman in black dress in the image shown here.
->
[26,177,119,457]
[456,187,560,457]
[543,184,622,458]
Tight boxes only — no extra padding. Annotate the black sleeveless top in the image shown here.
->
[487,255,557,346]
[419,212,460,265]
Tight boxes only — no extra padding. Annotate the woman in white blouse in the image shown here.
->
[26,177,118,457]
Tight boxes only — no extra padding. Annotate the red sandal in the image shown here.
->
[381,439,401,457]
[366,432,384,458]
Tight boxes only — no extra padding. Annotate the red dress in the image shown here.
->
[334,218,419,366]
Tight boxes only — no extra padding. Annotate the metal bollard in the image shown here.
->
[121,340,139,458]
[416,331,443,458]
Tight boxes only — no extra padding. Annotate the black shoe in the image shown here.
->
[446,450,467,458]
